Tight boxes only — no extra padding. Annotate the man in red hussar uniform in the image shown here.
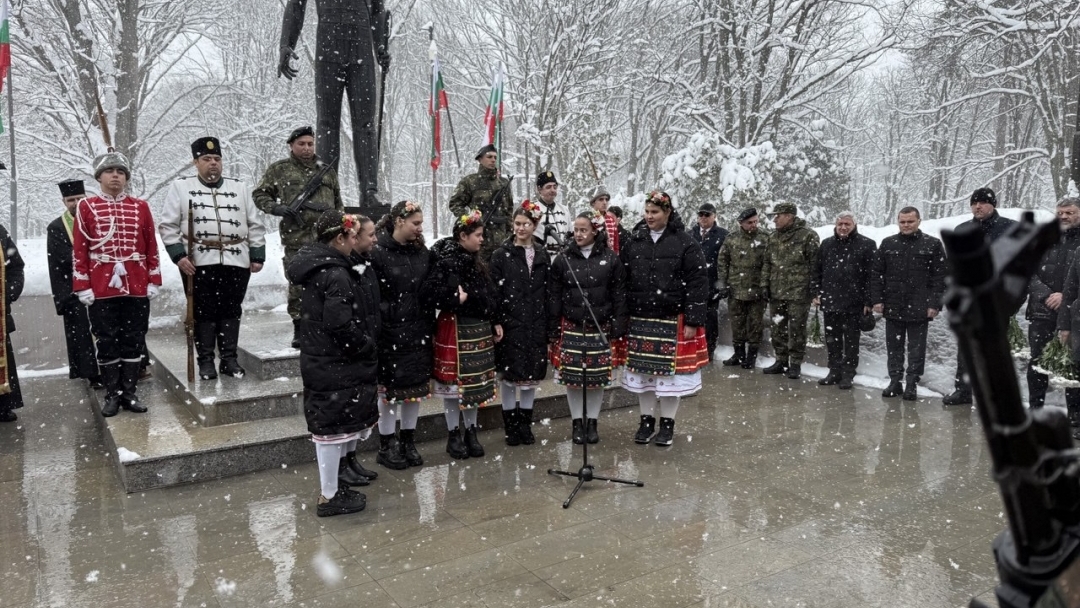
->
[73,150,162,417]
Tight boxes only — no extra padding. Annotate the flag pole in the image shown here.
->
[428,26,439,238]
[6,68,14,242]
[445,94,461,170]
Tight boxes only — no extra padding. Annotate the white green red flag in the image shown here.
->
[482,65,505,154]
[428,53,449,170]
[0,0,11,133]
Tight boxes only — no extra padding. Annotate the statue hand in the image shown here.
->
[278,45,299,79]
[377,48,391,71]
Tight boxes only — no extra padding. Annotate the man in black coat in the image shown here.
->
[47,180,101,386]
[0,223,24,422]
[689,203,729,358]
[871,206,946,401]
[813,211,876,390]
[943,187,1017,405]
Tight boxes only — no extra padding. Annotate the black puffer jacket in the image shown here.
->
[369,230,436,388]
[1030,225,1080,322]
[959,210,1017,243]
[815,228,877,314]
[285,242,380,436]
[689,223,728,293]
[620,213,709,326]
[548,236,628,339]
[871,230,947,322]
[423,237,497,321]
[490,236,550,382]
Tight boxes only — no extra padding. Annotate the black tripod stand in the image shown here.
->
[545,226,643,508]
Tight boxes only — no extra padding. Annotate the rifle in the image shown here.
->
[942,213,1080,608]
[287,157,337,215]
[479,175,514,231]
[184,199,196,383]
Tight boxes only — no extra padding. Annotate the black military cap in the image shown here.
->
[191,137,222,159]
[58,179,85,198]
[970,187,997,207]
[475,144,497,160]
[536,170,558,189]
[287,126,315,144]
[698,203,716,215]
[737,207,758,222]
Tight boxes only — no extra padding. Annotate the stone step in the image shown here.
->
[236,313,300,380]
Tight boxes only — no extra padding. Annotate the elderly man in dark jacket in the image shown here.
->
[814,211,877,390]
[943,187,1018,405]
[872,206,947,400]
[689,203,729,358]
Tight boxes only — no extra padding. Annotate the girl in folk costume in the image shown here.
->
[620,191,709,446]
[423,210,501,460]
[285,211,381,517]
[548,210,628,444]
[369,200,437,470]
[490,201,550,446]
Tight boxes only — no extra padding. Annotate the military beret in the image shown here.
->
[58,179,85,198]
[93,150,131,179]
[768,202,797,216]
[737,207,758,222]
[970,187,997,207]
[287,126,314,144]
[536,171,558,189]
[475,144,497,160]
[191,137,221,159]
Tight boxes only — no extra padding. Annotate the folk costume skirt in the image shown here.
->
[621,315,707,397]
[549,319,626,389]
[433,312,497,408]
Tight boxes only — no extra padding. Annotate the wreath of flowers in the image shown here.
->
[396,200,421,218]
[322,213,359,238]
[646,190,672,210]
[586,209,606,230]
[456,209,483,229]
[520,199,544,222]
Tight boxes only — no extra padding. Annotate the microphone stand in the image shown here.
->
[545,225,644,508]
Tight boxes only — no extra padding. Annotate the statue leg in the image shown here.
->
[315,58,348,172]
[345,58,379,199]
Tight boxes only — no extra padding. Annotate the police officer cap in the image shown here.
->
[58,179,85,198]
[93,150,131,179]
[970,187,997,207]
[475,144,497,160]
[287,126,314,144]
[536,171,558,189]
[736,207,758,222]
[769,202,798,216]
[191,137,222,159]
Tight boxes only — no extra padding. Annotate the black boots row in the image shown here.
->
[446,426,484,459]
[100,361,149,417]
[376,430,423,470]
[500,408,535,446]
[337,450,379,487]
[571,418,599,445]
[195,319,245,380]
[882,377,919,401]
[763,359,802,379]
[818,369,855,390]
[633,415,675,446]
[722,342,759,370]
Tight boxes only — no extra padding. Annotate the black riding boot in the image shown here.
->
[502,409,521,446]
[398,429,423,466]
[194,321,218,380]
[119,360,148,413]
[217,318,245,378]
[100,362,123,417]
[518,408,535,445]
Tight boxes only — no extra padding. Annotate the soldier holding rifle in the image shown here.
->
[449,144,514,261]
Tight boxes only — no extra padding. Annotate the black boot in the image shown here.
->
[376,434,408,470]
[762,359,787,375]
[501,409,521,446]
[345,451,378,480]
[571,418,585,445]
[317,488,366,517]
[818,370,841,386]
[634,415,656,444]
[586,418,599,444]
[119,360,148,413]
[722,342,745,367]
[838,372,854,390]
[217,318,245,378]
[785,363,802,379]
[903,379,918,401]
[446,427,469,459]
[942,389,973,406]
[99,362,123,418]
[654,417,675,446]
[0,409,15,422]
[194,321,218,380]
[338,457,370,487]
[741,344,759,369]
[464,425,485,457]
[291,318,302,349]
[518,408,535,445]
[882,379,903,398]
[398,429,423,466]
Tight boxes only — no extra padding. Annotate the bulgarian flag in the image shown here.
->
[428,49,448,170]
[0,0,9,134]
[482,65,505,155]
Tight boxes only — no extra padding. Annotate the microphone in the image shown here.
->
[544,222,564,246]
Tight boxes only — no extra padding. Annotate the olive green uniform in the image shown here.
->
[717,227,770,346]
[448,166,513,261]
[760,218,820,365]
[252,153,344,318]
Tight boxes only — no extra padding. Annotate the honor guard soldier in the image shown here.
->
[534,170,570,256]
[253,126,344,347]
[448,144,514,261]
[160,137,267,380]
[48,180,101,387]
[73,151,162,418]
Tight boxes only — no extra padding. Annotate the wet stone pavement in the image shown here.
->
[1,365,1004,608]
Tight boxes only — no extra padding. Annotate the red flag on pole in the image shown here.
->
[429,53,449,171]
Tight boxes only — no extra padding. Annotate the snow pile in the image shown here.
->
[660,133,776,208]
[116,447,141,463]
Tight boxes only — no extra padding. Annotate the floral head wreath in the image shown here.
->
[519,199,544,222]
[395,200,421,218]
[645,190,673,211]
[585,209,606,231]
[322,213,360,238]
[455,209,483,230]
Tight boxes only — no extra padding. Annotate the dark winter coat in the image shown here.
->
[959,210,1017,244]
[620,212,709,326]
[1030,225,1080,323]
[0,224,23,333]
[490,237,550,381]
[761,217,820,302]
[286,242,380,436]
[815,228,877,314]
[548,236,628,339]
[423,237,497,321]
[689,223,729,294]
[871,230,947,322]
[369,230,436,388]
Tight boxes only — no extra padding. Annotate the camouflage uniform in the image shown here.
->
[761,217,820,365]
[717,226,770,346]
[252,153,343,318]
[448,166,513,261]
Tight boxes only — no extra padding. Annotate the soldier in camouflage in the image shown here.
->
[253,126,344,347]
[448,144,514,261]
[716,207,770,370]
[760,202,820,379]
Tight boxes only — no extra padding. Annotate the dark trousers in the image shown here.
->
[88,297,150,363]
[1027,318,1056,407]
[704,297,719,354]
[184,264,250,322]
[315,58,378,194]
[824,311,861,375]
[885,318,928,381]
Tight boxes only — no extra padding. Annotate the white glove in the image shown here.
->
[77,289,95,306]
[147,284,160,300]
